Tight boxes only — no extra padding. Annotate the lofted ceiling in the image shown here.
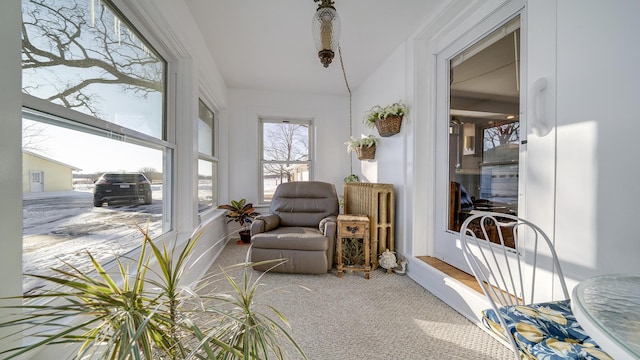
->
[184,0,447,96]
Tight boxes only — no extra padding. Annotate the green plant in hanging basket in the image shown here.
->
[345,135,379,160]
[363,101,408,137]
[345,135,378,153]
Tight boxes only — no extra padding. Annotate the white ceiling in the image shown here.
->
[184,0,447,95]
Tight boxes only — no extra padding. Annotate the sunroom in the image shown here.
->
[1,0,639,358]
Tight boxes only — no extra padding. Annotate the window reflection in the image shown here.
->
[21,0,165,139]
[448,18,520,233]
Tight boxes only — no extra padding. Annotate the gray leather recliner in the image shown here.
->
[250,181,339,274]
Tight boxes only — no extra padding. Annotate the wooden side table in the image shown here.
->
[336,214,370,279]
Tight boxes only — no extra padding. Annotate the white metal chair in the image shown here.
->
[460,212,611,360]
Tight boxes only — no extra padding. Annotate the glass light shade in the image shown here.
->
[312,6,340,67]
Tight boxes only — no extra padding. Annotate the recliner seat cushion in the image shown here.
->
[252,227,328,251]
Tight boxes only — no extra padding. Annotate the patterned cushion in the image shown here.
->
[482,300,612,359]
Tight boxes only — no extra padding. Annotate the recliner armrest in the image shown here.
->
[251,214,280,235]
[319,215,337,237]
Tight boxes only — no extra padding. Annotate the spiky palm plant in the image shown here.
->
[0,224,305,360]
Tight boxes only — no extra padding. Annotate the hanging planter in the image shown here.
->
[345,135,379,161]
[364,101,408,137]
[374,114,403,137]
[355,144,376,160]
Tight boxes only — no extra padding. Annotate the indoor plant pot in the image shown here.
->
[218,198,259,243]
[239,229,252,243]
[364,101,408,137]
[355,144,376,160]
[345,135,379,161]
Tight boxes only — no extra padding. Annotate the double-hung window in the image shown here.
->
[259,118,313,203]
[198,99,217,212]
[21,0,170,294]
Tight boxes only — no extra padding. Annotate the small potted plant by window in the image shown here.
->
[218,198,259,243]
[345,135,379,160]
[363,100,408,137]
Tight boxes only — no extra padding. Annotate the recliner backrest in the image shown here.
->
[270,181,339,227]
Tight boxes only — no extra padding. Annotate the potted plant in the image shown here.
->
[343,173,360,183]
[342,238,365,267]
[363,100,408,137]
[0,225,305,359]
[218,198,259,243]
[345,135,379,160]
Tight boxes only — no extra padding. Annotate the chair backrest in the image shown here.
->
[270,181,339,227]
[460,212,569,307]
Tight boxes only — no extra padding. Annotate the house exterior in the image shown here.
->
[22,150,81,194]
[1,0,639,357]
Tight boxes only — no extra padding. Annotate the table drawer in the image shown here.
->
[338,221,368,238]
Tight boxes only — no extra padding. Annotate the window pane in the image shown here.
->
[447,21,520,233]
[262,122,309,161]
[22,0,165,139]
[22,114,166,294]
[262,163,309,202]
[198,99,214,156]
[198,159,216,212]
[260,120,311,203]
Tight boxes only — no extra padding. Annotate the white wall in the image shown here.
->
[553,0,640,279]
[225,88,350,208]
[352,43,411,258]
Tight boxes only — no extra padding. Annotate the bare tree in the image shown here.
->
[21,0,163,118]
[138,167,160,182]
[484,122,519,149]
[22,121,49,152]
[263,123,309,183]
[483,121,519,163]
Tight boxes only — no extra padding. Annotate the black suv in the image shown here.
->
[93,173,152,207]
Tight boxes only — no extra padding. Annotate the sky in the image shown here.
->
[24,119,163,174]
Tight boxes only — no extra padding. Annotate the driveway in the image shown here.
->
[22,189,163,295]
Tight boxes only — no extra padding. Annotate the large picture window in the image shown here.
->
[259,118,313,203]
[21,0,170,294]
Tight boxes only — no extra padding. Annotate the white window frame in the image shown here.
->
[258,117,314,204]
[20,0,176,254]
[197,97,218,213]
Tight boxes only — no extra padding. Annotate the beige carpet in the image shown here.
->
[201,241,513,360]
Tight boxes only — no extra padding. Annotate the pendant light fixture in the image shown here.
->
[312,0,341,68]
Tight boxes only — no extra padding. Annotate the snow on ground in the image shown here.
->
[22,189,163,294]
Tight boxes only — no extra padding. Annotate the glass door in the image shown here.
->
[435,15,523,270]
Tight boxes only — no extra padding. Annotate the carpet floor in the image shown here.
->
[201,241,513,360]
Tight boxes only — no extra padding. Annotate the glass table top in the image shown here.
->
[572,274,640,359]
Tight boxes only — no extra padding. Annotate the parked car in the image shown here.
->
[93,173,152,207]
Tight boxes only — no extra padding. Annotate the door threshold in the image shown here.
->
[417,256,483,294]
